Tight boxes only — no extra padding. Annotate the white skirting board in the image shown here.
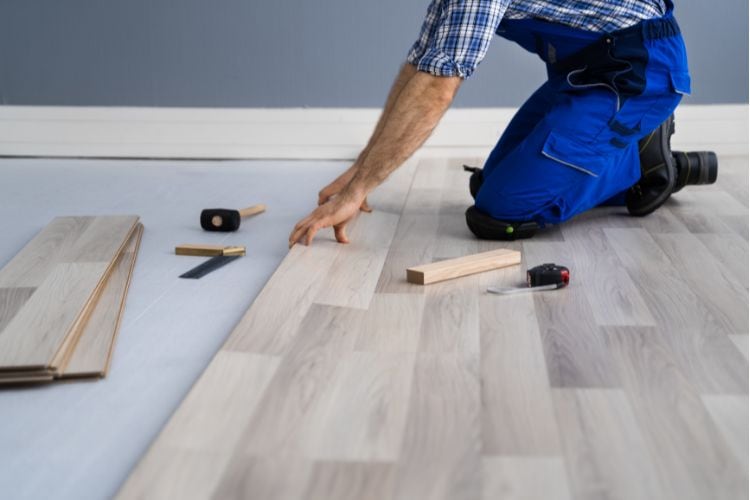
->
[0,104,746,160]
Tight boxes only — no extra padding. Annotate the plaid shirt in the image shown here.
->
[407,0,667,78]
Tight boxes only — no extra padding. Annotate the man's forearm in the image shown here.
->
[348,71,461,194]
[356,63,418,165]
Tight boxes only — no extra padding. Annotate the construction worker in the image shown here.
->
[289,0,715,247]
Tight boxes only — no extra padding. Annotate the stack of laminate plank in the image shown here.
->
[0,216,142,384]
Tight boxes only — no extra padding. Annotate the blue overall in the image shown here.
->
[474,1,691,225]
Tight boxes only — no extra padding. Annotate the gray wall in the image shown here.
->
[0,1,746,107]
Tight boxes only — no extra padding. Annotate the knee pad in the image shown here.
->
[465,206,538,241]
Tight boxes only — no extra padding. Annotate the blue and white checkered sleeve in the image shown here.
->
[407,0,510,79]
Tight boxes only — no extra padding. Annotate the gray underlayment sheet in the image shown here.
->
[0,158,346,500]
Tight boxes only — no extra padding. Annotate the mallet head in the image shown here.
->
[200,208,241,232]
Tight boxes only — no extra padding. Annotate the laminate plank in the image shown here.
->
[723,214,749,241]
[0,215,138,371]
[552,388,667,500]
[392,354,481,500]
[315,210,402,309]
[729,334,749,361]
[116,351,280,499]
[117,448,227,500]
[418,275,480,355]
[667,190,746,235]
[63,215,140,262]
[0,216,92,288]
[0,261,109,370]
[222,241,339,355]
[315,161,415,309]
[604,228,748,394]
[479,292,561,455]
[482,457,571,500]
[696,232,748,290]
[701,395,749,471]
[374,214,439,294]
[603,326,747,500]
[155,351,280,453]
[523,241,619,387]
[236,304,360,457]
[375,158,451,294]
[304,461,395,500]
[561,220,656,327]
[652,232,748,335]
[305,351,415,461]
[210,457,312,500]
[353,294,425,353]
[0,287,36,332]
[62,223,143,377]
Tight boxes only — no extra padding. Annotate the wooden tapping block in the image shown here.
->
[175,244,246,257]
[406,248,521,285]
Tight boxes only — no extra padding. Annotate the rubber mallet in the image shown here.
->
[200,204,266,232]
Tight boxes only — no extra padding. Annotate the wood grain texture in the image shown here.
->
[701,395,749,471]
[604,326,747,500]
[479,292,560,455]
[605,228,748,394]
[553,388,666,500]
[523,241,620,388]
[0,215,139,372]
[118,157,748,500]
[62,223,143,377]
[482,457,571,500]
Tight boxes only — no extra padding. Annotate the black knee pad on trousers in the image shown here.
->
[465,206,539,241]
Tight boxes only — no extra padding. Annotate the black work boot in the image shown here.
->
[672,150,719,193]
[463,164,483,199]
[626,115,676,216]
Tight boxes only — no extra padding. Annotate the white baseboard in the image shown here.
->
[0,104,746,160]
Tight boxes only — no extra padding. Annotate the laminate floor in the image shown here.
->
[119,155,749,500]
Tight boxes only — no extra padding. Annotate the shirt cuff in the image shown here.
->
[407,47,475,79]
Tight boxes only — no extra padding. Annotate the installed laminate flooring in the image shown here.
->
[119,155,748,500]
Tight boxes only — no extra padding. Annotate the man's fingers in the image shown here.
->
[360,198,372,213]
[288,225,305,248]
[334,224,349,244]
[305,224,322,246]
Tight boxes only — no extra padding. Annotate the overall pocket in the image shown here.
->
[542,131,610,178]
[594,69,687,148]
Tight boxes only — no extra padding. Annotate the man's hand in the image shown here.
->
[288,190,366,247]
[289,64,461,248]
[317,165,372,212]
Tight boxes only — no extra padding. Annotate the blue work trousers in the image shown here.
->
[475,9,691,224]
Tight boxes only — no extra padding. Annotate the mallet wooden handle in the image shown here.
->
[239,204,266,218]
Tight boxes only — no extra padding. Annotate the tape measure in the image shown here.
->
[487,263,570,295]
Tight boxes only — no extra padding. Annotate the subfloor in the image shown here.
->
[0,158,347,500]
[117,155,748,500]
